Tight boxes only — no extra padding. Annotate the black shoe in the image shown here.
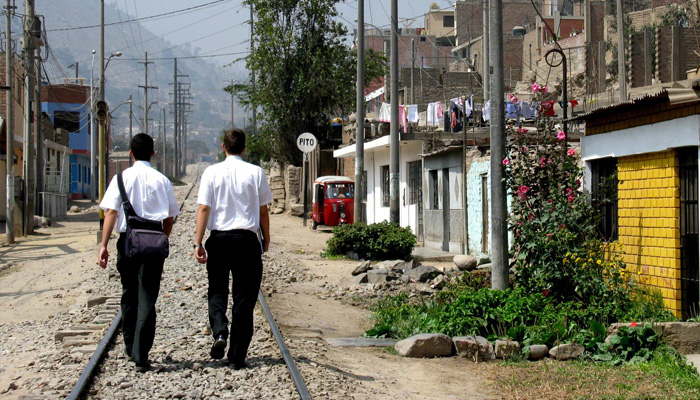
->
[210,335,227,359]
[228,360,249,370]
[134,362,150,373]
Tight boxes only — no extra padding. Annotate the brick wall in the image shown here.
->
[589,1,607,43]
[366,35,453,69]
[680,27,700,75]
[656,26,675,82]
[617,150,682,317]
[585,99,700,136]
[41,85,89,105]
[629,31,647,88]
[541,18,585,42]
[455,1,483,46]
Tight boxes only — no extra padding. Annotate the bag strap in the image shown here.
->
[116,172,137,218]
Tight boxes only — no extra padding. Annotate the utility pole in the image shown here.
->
[483,0,489,101]
[162,108,167,175]
[22,0,37,235]
[172,58,179,177]
[411,38,415,104]
[490,0,508,290]
[389,0,399,224]
[354,0,365,224]
[4,0,14,244]
[128,94,132,148]
[383,40,388,103]
[138,52,157,135]
[35,42,43,216]
[98,0,105,232]
[250,4,257,132]
[616,0,627,102]
[229,79,235,128]
[89,49,96,202]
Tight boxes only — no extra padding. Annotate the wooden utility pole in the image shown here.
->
[23,0,37,235]
[617,0,627,101]
[4,0,14,244]
[250,4,257,132]
[389,0,399,224]
[138,52,157,135]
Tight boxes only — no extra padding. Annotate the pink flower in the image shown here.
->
[521,128,528,133]
[557,131,566,140]
[547,199,553,203]
[567,148,576,156]
[631,321,637,327]
[528,213,534,221]
[567,195,575,203]
[546,233,553,237]
[575,179,581,186]
[502,158,510,166]
[543,85,548,94]
[566,187,573,195]
[506,124,511,129]
[522,146,528,152]
[532,83,540,92]
[542,289,550,296]
[539,157,547,167]
[518,185,530,195]
[518,221,523,226]
[561,224,566,229]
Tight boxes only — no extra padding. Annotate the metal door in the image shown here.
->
[680,147,699,319]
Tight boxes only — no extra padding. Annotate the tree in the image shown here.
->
[227,0,386,166]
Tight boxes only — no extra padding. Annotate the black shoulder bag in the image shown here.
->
[117,172,170,259]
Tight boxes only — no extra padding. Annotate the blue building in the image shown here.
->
[41,83,92,199]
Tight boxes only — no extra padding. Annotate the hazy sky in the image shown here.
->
[106,0,456,69]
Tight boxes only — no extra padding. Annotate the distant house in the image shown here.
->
[575,88,700,319]
[41,84,92,200]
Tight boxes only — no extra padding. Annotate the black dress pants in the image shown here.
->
[205,229,263,364]
[116,234,165,366]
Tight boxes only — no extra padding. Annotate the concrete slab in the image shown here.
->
[412,246,458,262]
[686,354,700,374]
[326,337,398,347]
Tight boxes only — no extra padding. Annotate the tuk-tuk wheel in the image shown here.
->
[311,220,318,230]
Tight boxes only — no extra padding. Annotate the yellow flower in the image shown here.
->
[596,260,602,265]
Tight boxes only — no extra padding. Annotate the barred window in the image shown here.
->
[381,165,390,207]
[591,158,618,241]
[408,161,421,205]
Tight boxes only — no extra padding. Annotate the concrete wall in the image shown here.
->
[424,150,464,253]
[466,157,491,254]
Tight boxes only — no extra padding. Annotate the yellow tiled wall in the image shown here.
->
[617,150,682,318]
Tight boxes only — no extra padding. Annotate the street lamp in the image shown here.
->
[90,49,97,201]
[99,51,122,101]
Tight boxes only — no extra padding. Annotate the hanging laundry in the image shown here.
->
[464,97,473,117]
[483,100,491,122]
[505,102,518,118]
[407,105,419,123]
[378,102,391,122]
[426,103,437,126]
[569,100,579,108]
[520,101,536,119]
[443,111,451,132]
[399,105,408,134]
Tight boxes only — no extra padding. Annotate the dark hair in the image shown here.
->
[223,128,245,155]
[131,133,154,161]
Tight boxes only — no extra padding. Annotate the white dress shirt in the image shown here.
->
[197,155,272,232]
[99,161,180,233]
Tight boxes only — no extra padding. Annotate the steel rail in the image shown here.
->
[257,291,312,400]
[68,164,202,400]
[66,309,122,400]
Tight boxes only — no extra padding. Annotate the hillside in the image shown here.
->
[32,0,248,139]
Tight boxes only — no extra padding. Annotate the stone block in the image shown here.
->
[54,330,93,343]
[352,261,372,276]
[495,340,521,359]
[453,255,477,271]
[528,344,549,360]
[549,343,584,360]
[395,333,454,358]
[407,265,444,283]
[453,335,495,361]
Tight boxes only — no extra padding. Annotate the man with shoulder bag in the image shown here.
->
[193,128,272,370]
[98,133,179,372]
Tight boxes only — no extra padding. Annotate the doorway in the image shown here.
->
[680,147,699,319]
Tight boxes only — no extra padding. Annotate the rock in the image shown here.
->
[376,259,414,273]
[367,270,388,285]
[351,261,371,276]
[352,273,368,285]
[453,336,495,361]
[69,205,80,213]
[270,208,284,215]
[431,275,448,290]
[495,340,521,359]
[549,343,584,360]
[407,265,444,283]
[290,204,304,217]
[193,362,204,371]
[453,255,477,271]
[119,382,134,389]
[2,382,18,393]
[477,263,492,271]
[395,333,454,358]
[528,344,549,360]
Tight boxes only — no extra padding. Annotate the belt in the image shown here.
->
[211,229,256,237]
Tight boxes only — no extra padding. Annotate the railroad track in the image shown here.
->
[66,164,311,400]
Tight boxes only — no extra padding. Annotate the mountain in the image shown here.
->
[32,0,249,143]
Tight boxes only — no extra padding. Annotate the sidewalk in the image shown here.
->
[0,201,102,323]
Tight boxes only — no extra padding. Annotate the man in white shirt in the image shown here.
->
[193,128,272,370]
[98,133,179,372]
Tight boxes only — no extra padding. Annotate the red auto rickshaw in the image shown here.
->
[311,176,354,230]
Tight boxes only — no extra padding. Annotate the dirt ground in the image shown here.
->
[267,213,497,400]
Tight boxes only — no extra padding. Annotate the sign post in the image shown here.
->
[297,133,317,227]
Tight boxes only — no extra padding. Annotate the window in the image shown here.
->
[54,111,81,133]
[443,15,454,28]
[381,165,390,207]
[591,158,618,241]
[408,161,421,205]
[429,170,439,209]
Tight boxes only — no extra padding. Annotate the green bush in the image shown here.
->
[325,221,416,261]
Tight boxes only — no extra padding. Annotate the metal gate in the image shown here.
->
[680,147,699,320]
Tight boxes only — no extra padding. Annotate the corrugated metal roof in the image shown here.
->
[567,90,669,122]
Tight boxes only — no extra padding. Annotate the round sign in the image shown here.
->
[296,132,317,153]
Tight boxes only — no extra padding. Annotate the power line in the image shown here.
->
[46,0,232,32]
